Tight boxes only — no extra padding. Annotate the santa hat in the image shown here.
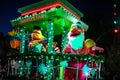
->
[72,21,89,32]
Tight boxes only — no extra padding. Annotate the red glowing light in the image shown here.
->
[114,12,117,16]
[114,29,118,33]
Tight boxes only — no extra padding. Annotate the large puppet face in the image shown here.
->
[70,23,84,36]
[31,29,44,40]
[69,23,85,50]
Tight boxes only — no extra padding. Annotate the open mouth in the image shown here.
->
[70,33,80,36]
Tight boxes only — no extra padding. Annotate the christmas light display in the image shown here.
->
[7,0,105,80]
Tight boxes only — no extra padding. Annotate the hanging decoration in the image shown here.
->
[82,64,90,77]
[91,68,96,77]
[10,38,20,50]
[25,60,32,67]
[39,64,47,75]
[8,29,17,37]
[85,38,94,48]
[60,60,68,67]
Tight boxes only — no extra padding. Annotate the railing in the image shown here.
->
[7,52,104,80]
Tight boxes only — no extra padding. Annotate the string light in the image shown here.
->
[113,0,120,36]
[113,0,120,27]
[114,28,119,33]
[47,20,54,53]
[113,0,117,26]
[61,27,68,50]
[20,28,25,53]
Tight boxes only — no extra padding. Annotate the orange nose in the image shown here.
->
[71,26,77,33]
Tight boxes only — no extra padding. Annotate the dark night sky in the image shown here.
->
[0,0,113,36]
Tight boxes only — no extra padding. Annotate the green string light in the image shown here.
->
[20,28,25,53]
[61,27,68,50]
[47,20,54,53]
